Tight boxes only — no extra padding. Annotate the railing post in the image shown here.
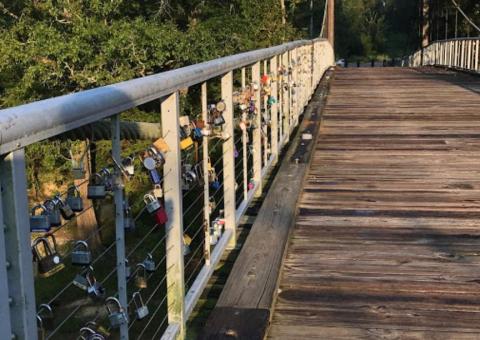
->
[161,92,186,339]
[221,72,237,248]
[0,149,37,340]
[111,114,129,340]
[201,83,211,265]
[262,60,269,167]
[241,69,248,202]
[270,56,279,163]
[282,52,290,143]
[476,40,479,71]
[252,62,262,197]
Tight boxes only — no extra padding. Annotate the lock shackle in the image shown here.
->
[89,173,104,185]
[73,240,89,252]
[125,206,132,216]
[143,194,156,205]
[79,327,96,336]
[146,253,153,261]
[132,291,145,309]
[85,270,97,286]
[31,204,47,216]
[36,314,44,329]
[44,199,59,210]
[44,234,59,253]
[67,185,81,197]
[99,168,111,178]
[148,147,165,165]
[38,303,53,317]
[105,297,123,313]
[136,263,147,276]
[53,194,66,207]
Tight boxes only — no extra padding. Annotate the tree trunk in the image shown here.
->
[73,140,102,249]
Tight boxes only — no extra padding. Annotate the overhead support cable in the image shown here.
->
[451,0,480,34]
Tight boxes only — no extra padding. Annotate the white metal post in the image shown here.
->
[282,52,290,144]
[262,61,269,167]
[241,68,248,202]
[161,92,186,339]
[252,62,262,196]
[0,149,37,340]
[270,56,279,163]
[201,83,211,265]
[221,72,237,248]
[111,114,129,340]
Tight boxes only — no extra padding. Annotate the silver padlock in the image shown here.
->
[73,266,94,291]
[72,159,86,180]
[105,297,128,329]
[133,291,150,320]
[87,173,106,199]
[144,194,161,214]
[66,186,83,212]
[143,253,156,273]
[55,195,75,220]
[72,240,92,266]
[44,199,61,227]
[30,204,50,232]
[87,271,105,301]
[99,168,114,192]
[147,147,165,167]
[79,327,105,340]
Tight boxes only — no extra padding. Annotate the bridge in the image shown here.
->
[0,2,480,340]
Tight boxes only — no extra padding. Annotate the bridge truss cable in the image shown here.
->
[450,0,480,34]
[320,0,328,38]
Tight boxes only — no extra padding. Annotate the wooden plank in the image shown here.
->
[268,67,480,339]
[199,69,333,339]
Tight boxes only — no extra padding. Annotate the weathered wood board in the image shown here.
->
[199,70,333,340]
[268,67,480,339]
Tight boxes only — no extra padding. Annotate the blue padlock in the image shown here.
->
[211,180,221,191]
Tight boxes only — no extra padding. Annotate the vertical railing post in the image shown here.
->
[270,56,279,163]
[282,52,290,143]
[221,72,236,248]
[476,40,479,71]
[201,83,211,265]
[111,114,128,340]
[252,62,262,196]
[0,149,37,340]
[241,68,248,202]
[161,92,186,339]
[262,61,269,167]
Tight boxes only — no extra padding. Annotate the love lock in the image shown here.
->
[133,291,150,320]
[72,240,92,266]
[66,185,83,212]
[73,266,94,291]
[135,263,148,289]
[147,147,165,168]
[99,168,114,192]
[55,195,75,220]
[44,199,62,227]
[87,271,106,301]
[105,297,128,329]
[153,184,163,198]
[154,206,168,225]
[32,235,65,278]
[79,327,106,340]
[144,194,161,214]
[143,253,156,273]
[85,321,111,339]
[87,173,106,199]
[30,204,50,232]
[125,260,132,280]
[122,156,135,176]
[72,159,86,180]
[38,303,55,331]
[37,315,46,340]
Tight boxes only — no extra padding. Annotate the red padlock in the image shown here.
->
[154,206,168,225]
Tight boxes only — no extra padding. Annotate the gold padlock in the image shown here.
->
[180,137,194,150]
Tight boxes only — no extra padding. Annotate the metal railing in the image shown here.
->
[406,37,480,72]
[0,38,334,340]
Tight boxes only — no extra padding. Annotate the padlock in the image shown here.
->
[87,173,106,199]
[147,147,165,168]
[153,184,163,198]
[248,179,255,190]
[66,186,83,212]
[99,168,114,192]
[213,115,225,126]
[192,127,203,143]
[30,204,50,232]
[72,240,92,266]
[135,263,148,289]
[32,235,65,278]
[211,179,221,191]
[85,321,111,339]
[154,206,168,225]
[73,266,94,291]
[124,207,135,232]
[180,136,194,150]
[55,195,75,220]
[143,253,156,273]
[144,194,161,214]
[143,156,162,184]
[105,297,128,329]
[79,327,106,340]
[133,291,150,320]
[122,156,135,176]
[267,96,277,106]
[44,199,62,227]
[153,137,171,154]
[38,303,55,330]
[201,126,212,136]
[87,271,106,301]
[183,234,191,256]
[72,159,86,180]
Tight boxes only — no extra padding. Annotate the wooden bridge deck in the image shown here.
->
[268,67,480,339]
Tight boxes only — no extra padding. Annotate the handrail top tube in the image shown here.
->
[0,38,326,155]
